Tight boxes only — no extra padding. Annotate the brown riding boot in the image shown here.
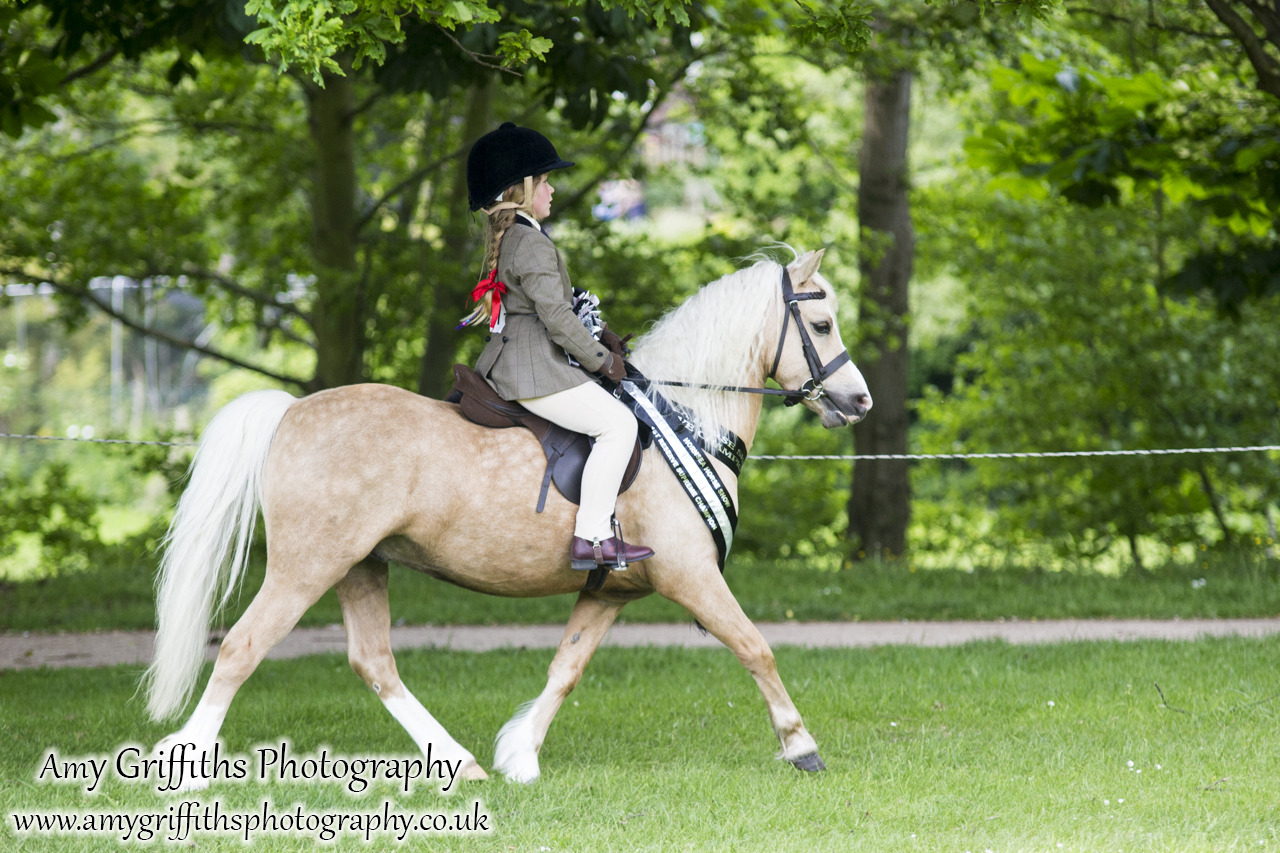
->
[570,535,654,572]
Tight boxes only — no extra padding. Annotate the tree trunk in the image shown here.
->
[1127,531,1145,573]
[306,68,363,391]
[417,80,493,398]
[1196,463,1233,544]
[848,70,913,560]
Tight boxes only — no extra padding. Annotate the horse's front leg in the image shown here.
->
[493,592,625,783]
[661,571,824,771]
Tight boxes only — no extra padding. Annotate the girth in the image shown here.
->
[446,364,642,513]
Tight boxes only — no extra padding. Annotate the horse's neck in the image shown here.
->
[722,383,765,450]
[630,264,780,449]
[718,298,775,450]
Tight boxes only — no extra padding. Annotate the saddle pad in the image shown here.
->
[448,364,642,509]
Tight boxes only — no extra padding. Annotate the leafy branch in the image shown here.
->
[792,0,875,53]
[352,99,544,236]
[178,268,314,324]
[0,267,310,388]
[545,56,701,221]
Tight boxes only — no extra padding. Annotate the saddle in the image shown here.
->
[446,364,642,512]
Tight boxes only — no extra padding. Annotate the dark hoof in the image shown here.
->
[790,752,826,772]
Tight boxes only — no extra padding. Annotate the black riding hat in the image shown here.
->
[466,122,575,212]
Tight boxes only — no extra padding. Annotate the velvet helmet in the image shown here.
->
[466,122,575,212]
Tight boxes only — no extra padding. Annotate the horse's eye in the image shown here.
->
[812,321,831,335]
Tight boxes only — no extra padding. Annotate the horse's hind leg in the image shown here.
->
[155,559,341,785]
[494,592,625,783]
[335,559,488,786]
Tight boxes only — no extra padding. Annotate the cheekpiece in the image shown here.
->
[466,122,575,212]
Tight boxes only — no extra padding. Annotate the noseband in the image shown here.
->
[646,267,852,405]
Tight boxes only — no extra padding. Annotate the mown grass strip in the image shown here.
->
[2,638,1278,851]
[3,549,1279,633]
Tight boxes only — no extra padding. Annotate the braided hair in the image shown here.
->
[481,174,542,275]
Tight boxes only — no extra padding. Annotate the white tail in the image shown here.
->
[143,389,297,721]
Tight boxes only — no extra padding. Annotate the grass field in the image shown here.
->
[3,637,1279,851]
[3,549,1280,634]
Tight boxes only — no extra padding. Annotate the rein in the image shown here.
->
[645,379,804,399]
[643,268,851,407]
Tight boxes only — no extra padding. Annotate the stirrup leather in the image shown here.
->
[611,516,628,571]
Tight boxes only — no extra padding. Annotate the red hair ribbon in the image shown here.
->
[468,269,507,330]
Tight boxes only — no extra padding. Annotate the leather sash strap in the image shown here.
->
[697,422,748,477]
[622,372,748,478]
[619,380,737,571]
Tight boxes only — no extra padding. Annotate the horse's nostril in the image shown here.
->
[855,393,872,411]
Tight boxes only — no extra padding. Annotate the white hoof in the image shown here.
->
[458,760,489,782]
[149,734,214,794]
[152,732,202,759]
[498,750,541,784]
[493,701,542,784]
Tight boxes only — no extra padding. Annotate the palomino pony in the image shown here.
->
[144,248,871,785]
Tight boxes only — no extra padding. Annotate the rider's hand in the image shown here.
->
[600,323,632,361]
[597,352,626,382]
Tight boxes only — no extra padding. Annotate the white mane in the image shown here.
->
[628,258,786,444]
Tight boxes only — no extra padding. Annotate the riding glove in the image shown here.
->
[597,353,626,382]
[600,323,633,361]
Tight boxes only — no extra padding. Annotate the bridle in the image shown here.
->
[646,267,852,407]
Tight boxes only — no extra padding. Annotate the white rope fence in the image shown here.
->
[0,433,196,447]
[753,445,1280,461]
[3,433,1279,460]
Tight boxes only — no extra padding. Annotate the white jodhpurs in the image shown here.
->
[518,380,638,542]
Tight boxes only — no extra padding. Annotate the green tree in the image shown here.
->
[1,0,710,394]
[969,4,1280,312]
[916,169,1280,568]
[794,0,1030,560]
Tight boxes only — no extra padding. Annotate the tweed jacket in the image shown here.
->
[474,220,609,400]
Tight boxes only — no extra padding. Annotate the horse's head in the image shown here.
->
[770,250,872,428]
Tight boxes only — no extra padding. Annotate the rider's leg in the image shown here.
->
[518,380,637,541]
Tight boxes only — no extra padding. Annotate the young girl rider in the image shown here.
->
[463,121,654,573]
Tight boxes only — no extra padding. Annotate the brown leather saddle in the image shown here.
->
[447,364,642,512]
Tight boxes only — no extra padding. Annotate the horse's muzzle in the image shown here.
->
[847,392,872,421]
[825,390,871,426]
[814,390,870,428]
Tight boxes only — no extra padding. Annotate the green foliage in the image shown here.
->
[242,0,698,82]
[1165,243,1280,314]
[0,461,104,575]
[964,53,1176,206]
[915,181,1280,565]
[0,7,59,136]
[0,0,261,139]
[792,1,874,54]
[243,0,502,79]
[5,0,1277,579]
[966,32,1280,312]
[0,88,216,298]
[736,406,851,562]
[922,19,1280,564]
[496,29,552,64]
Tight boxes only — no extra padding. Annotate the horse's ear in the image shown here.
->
[788,248,825,285]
